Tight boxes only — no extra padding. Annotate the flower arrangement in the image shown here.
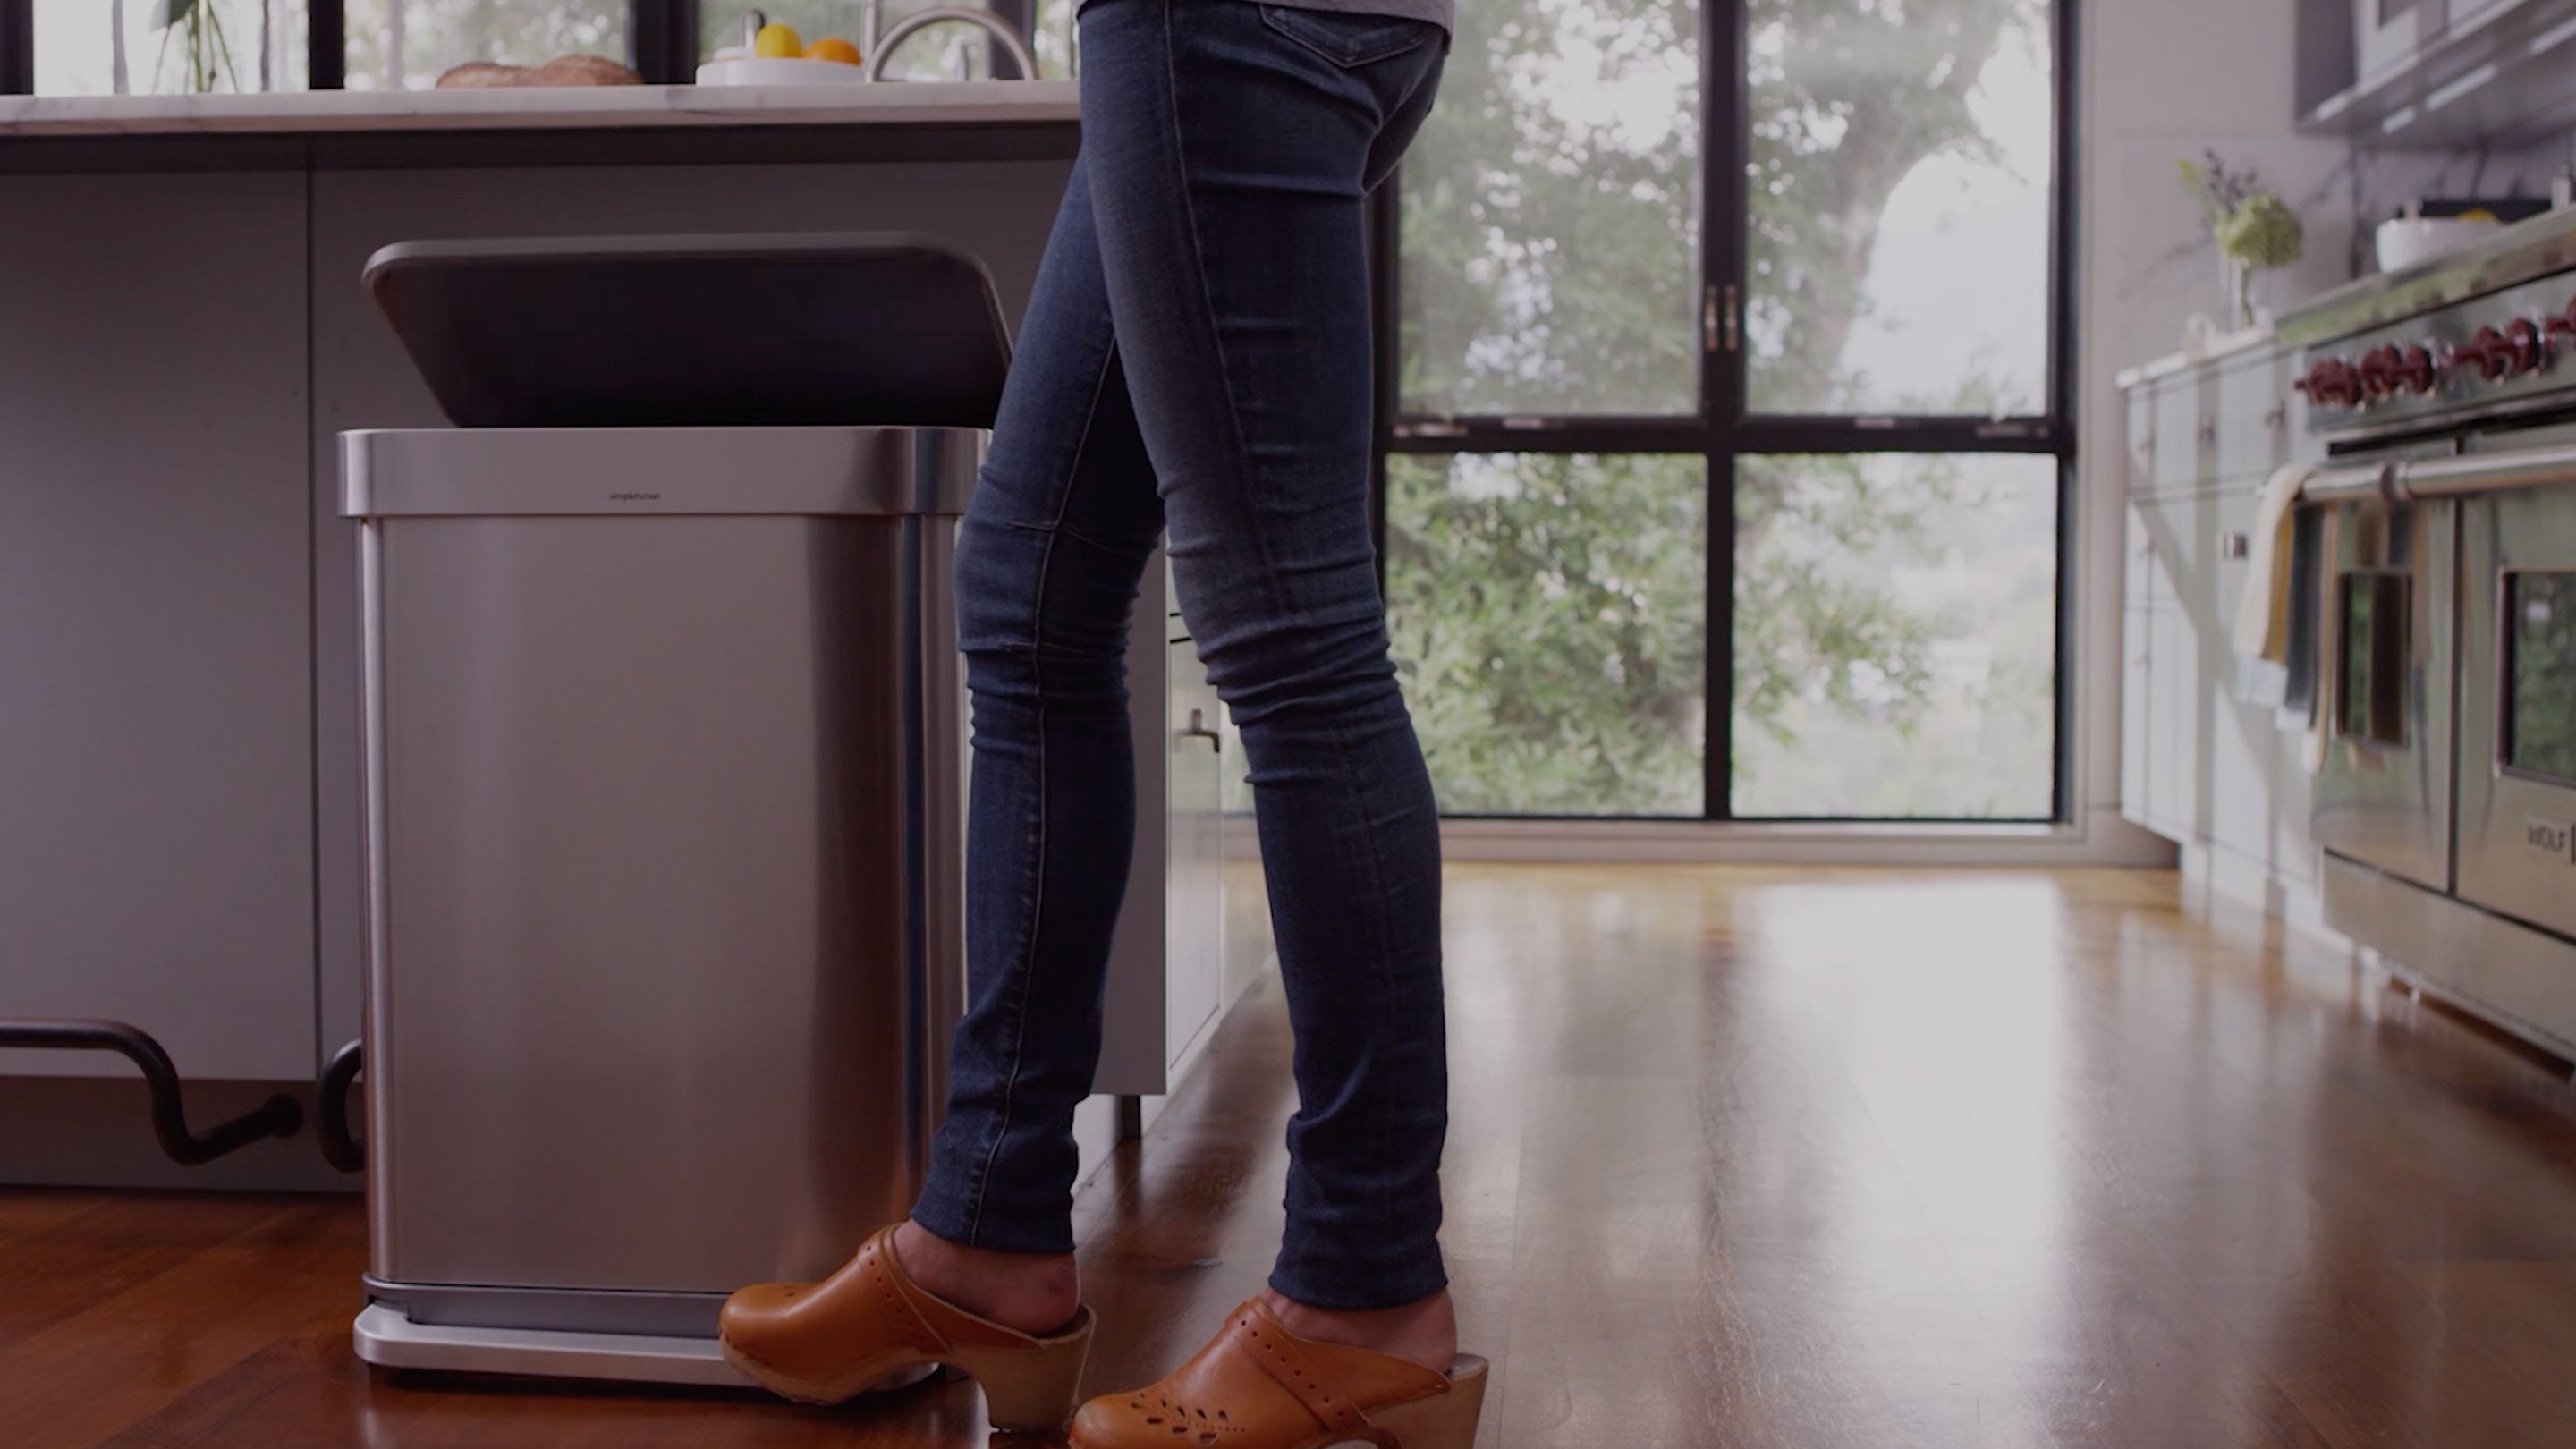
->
[2179,152,2305,327]
[149,0,243,95]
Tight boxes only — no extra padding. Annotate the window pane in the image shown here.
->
[1031,0,1077,77]
[37,0,305,94]
[344,0,623,90]
[1397,0,1702,417]
[699,2,1025,79]
[2505,573,2576,783]
[1743,0,2055,416]
[1386,453,1707,816]
[1733,453,2056,818]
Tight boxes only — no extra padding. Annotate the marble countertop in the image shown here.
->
[2115,321,2282,390]
[0,80,1080,137]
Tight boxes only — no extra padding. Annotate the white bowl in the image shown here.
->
[695,56,869,86]
[2376,215,2501,273]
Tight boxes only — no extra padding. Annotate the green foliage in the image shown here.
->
[2217,191,2304,271]
[149,0,242,94]
[2509,575,2576,781]
[1385,454,1707,816]
[2176,150,2262,234]
[1397,0,1703,416]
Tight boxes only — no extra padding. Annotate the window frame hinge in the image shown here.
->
[1706,283,1741,354]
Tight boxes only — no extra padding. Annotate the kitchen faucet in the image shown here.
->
[865,5,1039,81]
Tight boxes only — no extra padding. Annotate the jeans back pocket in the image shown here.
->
[1256,4,1436,70]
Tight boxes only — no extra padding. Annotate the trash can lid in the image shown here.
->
[364,233,1011,431]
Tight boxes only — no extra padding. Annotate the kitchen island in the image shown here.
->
[0,84,1217,1193]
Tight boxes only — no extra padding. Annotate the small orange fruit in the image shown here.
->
[805,37,862,64]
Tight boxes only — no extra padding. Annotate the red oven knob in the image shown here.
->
[2503,317,2546,377]
[2547,297,2576,343]
[2453,326,2512,382]
[2395,344,2437,394]
[2358,345,2401,400]
[2295,358,2361,409]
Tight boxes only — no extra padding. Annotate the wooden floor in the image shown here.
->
[10,866,2576,1448]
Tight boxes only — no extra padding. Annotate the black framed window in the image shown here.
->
[1379,0,2074,823]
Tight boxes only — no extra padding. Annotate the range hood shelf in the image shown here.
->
[2300,0,2576,148]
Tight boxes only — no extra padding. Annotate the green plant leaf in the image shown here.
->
[148,0,196,29]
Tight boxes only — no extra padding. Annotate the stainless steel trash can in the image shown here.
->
[343,423,973,1385]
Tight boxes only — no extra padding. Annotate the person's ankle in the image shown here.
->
[1259,1286,1458,1377]
[892,1219,1081,1336]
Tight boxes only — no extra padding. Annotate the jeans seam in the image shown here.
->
[959,326,1125,1245]
[1154,0,1423,1296]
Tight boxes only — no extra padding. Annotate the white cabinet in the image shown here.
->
[1164,635,1226,1077]
[2118,344,2326,909]
[2148,604,2204,837]
[2121,595,2154,823]
[1094,554,1240,1097]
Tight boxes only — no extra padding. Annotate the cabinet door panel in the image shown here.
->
[2216,355,2292,486]
[2148,606,2203,839]
[1165,638,1224,1073]
[2153,382,2205,493]
[2122,602,2154,827]
[0,174,316,1080]
[2126,388,2156,493]
[2207,490,2274,863]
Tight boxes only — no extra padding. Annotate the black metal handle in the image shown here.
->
[0,1018,302,1165]
[317,1039,365,1173]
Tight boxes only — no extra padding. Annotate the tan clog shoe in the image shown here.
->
[718,1224,1094,1433]
[1071,1298,1487,1449]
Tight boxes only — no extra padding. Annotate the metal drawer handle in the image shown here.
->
[0,1018,302,1165]
[1179,708,1222,753]
[2221,532,2250,560]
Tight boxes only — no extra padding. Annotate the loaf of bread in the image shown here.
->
[432,55,643,89]
[522,54,644,86]
[433,61,525,89]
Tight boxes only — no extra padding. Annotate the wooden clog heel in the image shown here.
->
[718,1224,1094,1433]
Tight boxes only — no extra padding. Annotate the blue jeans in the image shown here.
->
[908,0,1451,1311]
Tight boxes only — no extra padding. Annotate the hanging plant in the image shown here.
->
[149,0,242,95]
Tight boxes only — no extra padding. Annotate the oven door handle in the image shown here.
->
[2304,444,2576,504]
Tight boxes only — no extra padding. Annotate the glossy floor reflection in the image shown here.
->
[8,867,2576,1447]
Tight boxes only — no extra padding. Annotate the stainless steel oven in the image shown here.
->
[2456,439,2576,940]
[2286,222,2576,1058]
[2311,489,2457,893]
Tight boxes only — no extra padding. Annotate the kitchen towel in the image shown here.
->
[2233,462,2319,664]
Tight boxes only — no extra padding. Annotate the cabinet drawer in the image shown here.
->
[2215,355,2292,485]
[2152,382,2207,493]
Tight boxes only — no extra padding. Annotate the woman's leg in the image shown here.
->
[1075,0,1453,1315]
[905,149,1167,1321]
